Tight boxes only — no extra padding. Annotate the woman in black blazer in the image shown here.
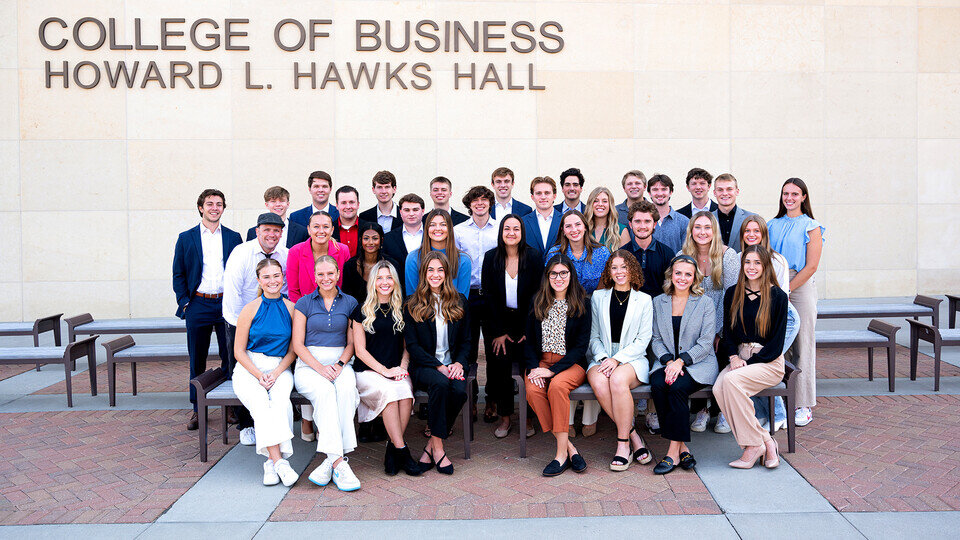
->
[523,254,592,477]
[403,251,470,475]
[481,214,543,438]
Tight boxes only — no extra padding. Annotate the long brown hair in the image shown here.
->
[729,245,778,338]
[532,254,587,320]
[775,177,815,219]
[554,210,603,263]
[597,250,644,291]
[406,251,465,323]
[739,214,771,251]
[419,209,461,276]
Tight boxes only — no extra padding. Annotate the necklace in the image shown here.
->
[613,289,629,306]
[377,304,391,317]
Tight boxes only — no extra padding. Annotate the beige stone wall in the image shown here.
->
[2,0,958,320]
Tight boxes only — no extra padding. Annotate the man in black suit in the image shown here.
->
[676,167,719,218]
[555,167,587,215]
[331,185,370,258]
[359,170,402,233]
[382,193,425,296]
[245,185,309,248]
[489,166,532,219]
[289,170,339,228]
[428,176,468,225]
[172,188,243,431]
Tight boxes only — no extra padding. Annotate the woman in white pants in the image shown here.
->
[292,255,361,491]
[233,258,299,487]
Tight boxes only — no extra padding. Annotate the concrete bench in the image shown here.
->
[0,314,64,371]
[190,364,483,463]
[568,362,800,454]
[65,313,186,343]
[102,335,219,406]
[816,320,900,392]
[0,336,99,406]
[908,320,960,391]
[947,294,960,329]
[817,295,941,328]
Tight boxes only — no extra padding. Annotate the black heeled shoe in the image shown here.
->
[630,428,652,465]
[397,445,422,477]
[435,452,454,475]
[610,438,631,472]
[418,447,436,474]
[384,442,399,476]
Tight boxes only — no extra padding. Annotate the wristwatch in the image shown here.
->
[336,359,345,367]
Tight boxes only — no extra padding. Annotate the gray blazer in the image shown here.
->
[650,293,719,385]
[712,206,755,252]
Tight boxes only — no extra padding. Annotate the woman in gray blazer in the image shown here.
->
[586,250,654,472]
[649,255,719,475]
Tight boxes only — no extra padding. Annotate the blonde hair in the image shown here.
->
[584,186,622,253]
[360,261,405,333]
[662,256,706,296]
[681,211,726,289]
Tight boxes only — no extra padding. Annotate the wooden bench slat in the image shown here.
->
[113,345,217,359]
[75,318,186,333]
[0,322,35,333]
[0,346,68,359]
[815,330,889,345]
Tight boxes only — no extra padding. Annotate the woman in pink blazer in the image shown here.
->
[287,211,350,302]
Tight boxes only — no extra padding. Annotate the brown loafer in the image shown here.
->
[187,411,199,431]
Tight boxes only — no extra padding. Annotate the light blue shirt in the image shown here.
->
[545,244,611,295]
[652,207,689,254]
[454,217,499,289]
[404,247,472,297]
[768,214,826,272]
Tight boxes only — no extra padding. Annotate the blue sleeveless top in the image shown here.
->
[247,296,292,357]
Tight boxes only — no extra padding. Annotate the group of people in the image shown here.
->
[172,165,824,486]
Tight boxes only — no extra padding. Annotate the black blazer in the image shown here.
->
[289,203,338,229]
[359,206,402,232]
[480,248,543,339]
[403,294,471,370]
[424,209,469,225]
[677,200,719,219]
[171,224,243,318]
[245,220,309,249]
[332,218,372,244]
[522,301,592,374]
[341,253,399,306]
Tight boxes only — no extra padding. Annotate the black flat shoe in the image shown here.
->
[384,442,399,476]
[542,459,571,477]
[653,456,677,475]
[483,406,498,424]
[435,452,453,475]
[570,453,587,473]
[678,451,696,470]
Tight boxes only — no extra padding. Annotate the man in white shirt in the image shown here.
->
[555,167,587,215]
[222,212,289,445]
[359,170,401,233]
[522,176,563,257]
[489,166,532,219]
[383,193,425,296]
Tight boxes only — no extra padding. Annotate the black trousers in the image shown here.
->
[485,308,523,417]
[466,289,492,402]
[650,368,704,443]
[225,323,254,430]
[185,296,229,411]
[412,366,468,439]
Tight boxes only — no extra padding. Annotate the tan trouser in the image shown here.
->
[713,344,785,448]
[789,270,817,408]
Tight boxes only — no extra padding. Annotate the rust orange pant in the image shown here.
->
[525,353,586,434]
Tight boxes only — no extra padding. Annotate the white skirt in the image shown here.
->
[355,370,414,422]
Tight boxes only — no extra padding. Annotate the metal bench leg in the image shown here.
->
[64,359,73,408]
[934,341,942,392]
[222,406,229,444]
[910,326,920,381]
[767,396,775,437]
[785,387,795,453]
[108,360,117,407]
[131,362,138,396]
[87,346,97,397]
[199,404,209,462]
[517,373,527,459]
[867,348,874,381]
[462,388,473,460]
[887,344,896,393]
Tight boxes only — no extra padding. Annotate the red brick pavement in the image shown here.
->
[784,394,960,512]
[34,361,187,395]
[0,364,33,382]
[270,415,720,521]
[816,345,958,380]
[0,409,234,525]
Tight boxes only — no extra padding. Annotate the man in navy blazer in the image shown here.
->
[382,194,425,296]
[677,167,719,218]
[523,176,563,256]
[554,167,587,215]
[172,189,243,430]
[289,170,339,229]
[244,185,309,248]
[359,170,402,233]
[489,166,533,219]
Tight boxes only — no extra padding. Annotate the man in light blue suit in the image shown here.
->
[522,176,563,256]
[711,173,755,252]
[288,170,339,229]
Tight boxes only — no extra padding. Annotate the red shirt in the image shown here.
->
[338,219,360,257]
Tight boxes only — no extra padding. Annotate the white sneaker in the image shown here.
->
[274,458,299,487]
[332,457,361,492]
[714,413,731,434]
[239,427,256,446]
[774,418,787,432]
[300,428,316,442]
[263,459,280,486]
[308,456,335,486]
[690,409,710,432]
[646,412,660,434]
[795,407,813,427]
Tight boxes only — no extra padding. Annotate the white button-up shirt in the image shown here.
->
[377,204,396,233]
[691,200,712,213]
[434,297,451,365]
[455,216,499,289]
[494,198,513,218]
[197,223,224,294]
[402,226,424,254]
[221,239,289,326]
[536,210,554,251]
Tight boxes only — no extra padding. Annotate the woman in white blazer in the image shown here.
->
[586,250,654,471]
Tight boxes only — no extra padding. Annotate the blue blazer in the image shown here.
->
[521,209,562,257]
[554,201,586,215]
[491,199,532,220]
[289,203,339,229]
[172,224,243,319]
